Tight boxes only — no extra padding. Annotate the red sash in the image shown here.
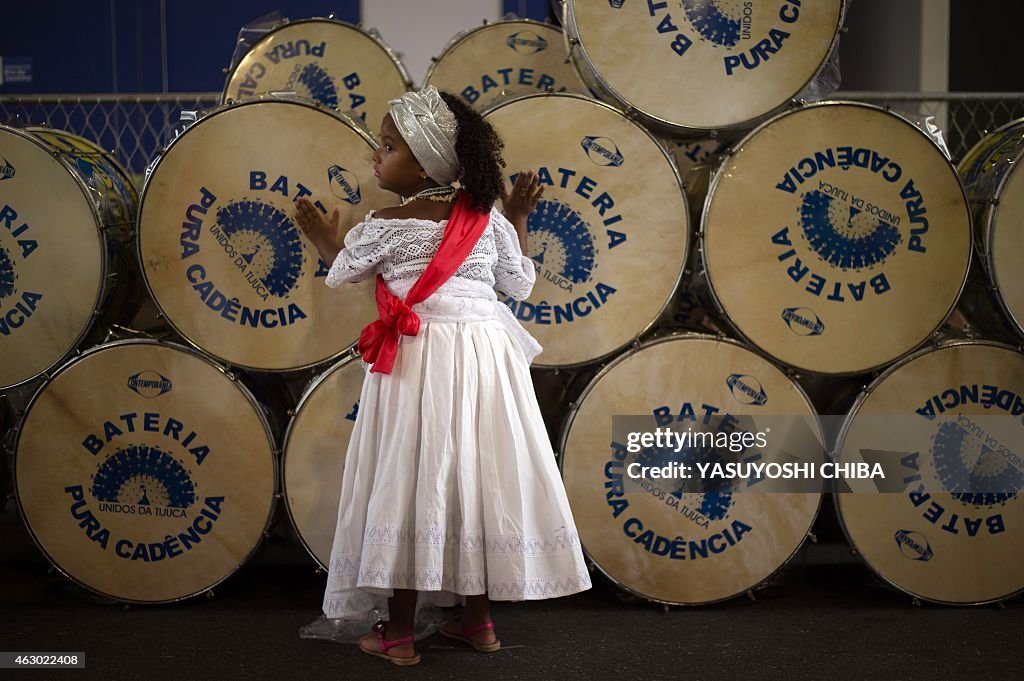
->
[357,193,489,374]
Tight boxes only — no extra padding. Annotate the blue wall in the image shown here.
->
[0,1,360,93]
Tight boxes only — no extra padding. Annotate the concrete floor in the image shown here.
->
[1,501,1020,681]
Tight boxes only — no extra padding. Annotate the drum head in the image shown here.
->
[484,94,689,367]
[223,19,409,128]
[561,335,823,604]
[424,20,588,111]
[282,354,364,567]
[565,0,844,132]
[703,103,971,374]
[0,125,106,389]
[139,99,389,371]
[836,342,1024,604]
[14,341,277,603]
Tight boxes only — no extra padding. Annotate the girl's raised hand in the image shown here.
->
[294,197,340,247]
[501,169,545,223]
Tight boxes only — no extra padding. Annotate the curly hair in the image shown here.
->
[440,92,506,213]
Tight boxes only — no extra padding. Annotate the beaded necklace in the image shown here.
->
[400,185,458,206]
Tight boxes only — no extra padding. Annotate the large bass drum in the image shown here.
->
[702,102,972,375]
[562,0,845,134]
[222,18,411,128]
[483,93,689,368]
[560,335,824,605]
[13,340,277,603]
[956,118,1024,340]
[0,124,138,390]
[835,341,1024,604]
[281,352,364,567]
[138,97,390,372]
[424,19,588,111]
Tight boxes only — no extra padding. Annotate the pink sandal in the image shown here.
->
[440,619,502,653]
[360,621,421,666]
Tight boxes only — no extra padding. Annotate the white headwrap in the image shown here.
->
[387,85,460,185]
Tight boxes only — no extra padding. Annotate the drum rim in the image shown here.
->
[279,348,361,570]
[423,17,587,95]
[557,332,824,605]
[699,99,974,376]
[481,91,691,369]
[833,337,1024,605]
[0,123,119,391]
[11,337,280,605]
[220,16,414,105]
[562,0,848,135]
[136,96,372,373]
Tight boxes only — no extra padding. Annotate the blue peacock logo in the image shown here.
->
[799,190,902,270]
[681,0,741,48]
[294,63,339,109]
[637,441,735,521]
[216,200,304,298]
[0,244,15,301]
[91,444,196,509]
[527,199,596,285]
[931,421,1022,508]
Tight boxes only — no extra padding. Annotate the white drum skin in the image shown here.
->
[425,19,588,112]
[560,335,823,605]
[484,93,689,368]
[0,125,137,390]
[138,98,391,372]
[223,18,411,129]
[836,341,1024,604]
[702,102,972,375]
[563,0,845,133]
[957,119,1024,339]
[14,340,277,604]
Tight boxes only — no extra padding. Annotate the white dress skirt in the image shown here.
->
[320,209,592,621]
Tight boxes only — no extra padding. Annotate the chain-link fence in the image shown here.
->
[1,91,1022,183]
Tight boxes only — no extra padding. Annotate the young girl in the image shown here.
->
[294,85,591,666]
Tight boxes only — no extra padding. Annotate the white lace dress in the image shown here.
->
[320,207,592,620]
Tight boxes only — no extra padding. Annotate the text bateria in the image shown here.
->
[424,19,588,112]
[138,99,390,371]
[836,342,1024,604]
[0,125,136,389]
[560,335,824,605]
[484,93,689,367]
[563,0,844,132]
[13,341,276,603]
[282,354,364,567]
[222,18,410,127]
[703,102,971,374]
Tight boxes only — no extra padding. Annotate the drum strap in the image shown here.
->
[358,192,489,374]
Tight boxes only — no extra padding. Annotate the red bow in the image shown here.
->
[356,193,489,374]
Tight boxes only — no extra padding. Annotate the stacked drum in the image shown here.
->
[3,4,1023,608]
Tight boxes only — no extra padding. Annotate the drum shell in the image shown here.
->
[0,124,141,390]
[956,119,1024,341]
[561,0,847,135]
[12,339,279,603]
[221,17,412,127]
[558,333,824,605]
